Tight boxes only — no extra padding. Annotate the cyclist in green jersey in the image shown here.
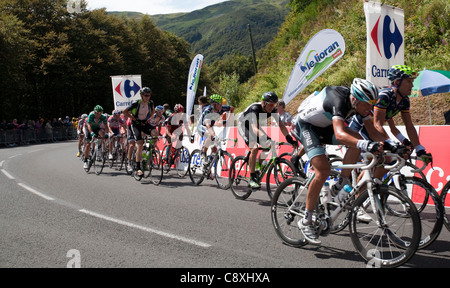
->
[83,105,108,169]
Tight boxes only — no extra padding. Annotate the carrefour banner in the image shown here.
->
[111,75,142,111]
[186,54,203,118]
[364,1,404,87]
[283,29,345,105]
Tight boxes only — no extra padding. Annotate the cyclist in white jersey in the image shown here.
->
[292,78,384,244]
[107,110,126,159]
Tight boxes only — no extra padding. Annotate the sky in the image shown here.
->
[85,0,229,15]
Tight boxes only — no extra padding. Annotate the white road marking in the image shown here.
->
[18,183,55,201]
[1,169,15,180]
[79,209,212,248]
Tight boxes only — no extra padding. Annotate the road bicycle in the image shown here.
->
[188,137,235,189]
[83,136,107,175]
[271,150,421,268]
[327,154,442,250]
[134,135,163,185]
[440,180,450,232]
[229,141,297,200]
[108,134,126,171]
[161,135,191,179]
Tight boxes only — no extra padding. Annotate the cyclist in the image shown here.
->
[83,105,108,169]
[76,113,88,157]
[237,91,297,189]
[344,66,433,191]
[164,104,193,152]
[148,105,165,137]
[291,78,384,244]
[107,110,126,160]
[198,94,235,169]
[123,87,155,177]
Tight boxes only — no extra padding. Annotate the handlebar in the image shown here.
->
[409,155,430,173]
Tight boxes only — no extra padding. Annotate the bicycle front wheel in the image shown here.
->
[266,158,297,200]
[441,180,450,232]
[350,186,421,268]
[214,150,233,190]
[149,150,163,185]
[94,146,106,175]
[188,149,205,185]
[229,156,253,200]
[174,147,190,178]
[271,177,308,247]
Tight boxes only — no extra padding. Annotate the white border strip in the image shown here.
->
[1,169,15,180]
[79,209,211,248]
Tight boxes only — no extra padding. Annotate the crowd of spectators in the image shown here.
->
[0,116,78,147]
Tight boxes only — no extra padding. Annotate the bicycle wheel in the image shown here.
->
[229,155,253,200]
[214,150,233,190]
[94,145,106,175]
[397,176,444,249]
[161,144,172,174]
[174,147,190,178]
[350,186,421,268]
[266,158,297,200]
[188,149,205,185]
[441,180,450,232]
[271,177,308,247]
[149,150,163,185]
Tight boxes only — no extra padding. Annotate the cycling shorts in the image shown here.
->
[237,124,269,149]
[294,120,340,160]
[130,122,152,141]
[84,126,102,141]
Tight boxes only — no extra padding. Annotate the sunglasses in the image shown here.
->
[142,94,151,97]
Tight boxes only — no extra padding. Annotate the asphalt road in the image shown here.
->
[1,141,449,271]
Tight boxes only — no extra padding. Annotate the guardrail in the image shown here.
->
[0,127,77,147]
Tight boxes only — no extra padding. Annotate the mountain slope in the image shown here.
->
[151,0,290,62]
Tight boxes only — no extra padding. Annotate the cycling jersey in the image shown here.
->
[165,113,185,134]
[374,87,410,120]
[86,112,107,130]
[108,116,125,130]
[126,99,155,124]
[147,113,165,127]
[297,86,355,128]
[237,102,279,147]
[198,105,232,136]
[294,86,357,160]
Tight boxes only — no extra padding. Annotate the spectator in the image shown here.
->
[277,101,292,126]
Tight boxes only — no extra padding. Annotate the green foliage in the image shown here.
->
[236,0,450,112]
[0,0,211,121]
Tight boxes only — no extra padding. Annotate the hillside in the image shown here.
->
[241,0,450,125]
[151,0,290,62]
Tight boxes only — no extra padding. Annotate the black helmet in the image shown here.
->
[140,87,152,94]
[261,91,278,103]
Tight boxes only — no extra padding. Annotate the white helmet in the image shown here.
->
[350,78,378,105]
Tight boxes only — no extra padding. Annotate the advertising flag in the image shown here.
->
[283,29,345,105]
[364,1,404,87]
[186,54,203,117]
[111,75,142,111]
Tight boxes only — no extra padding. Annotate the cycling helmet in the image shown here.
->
[140,87,152,94]
[112,110,120,115]
[81,114,88,119]
[350,78,378,105]
[94,105,103,112]
[261,91,278,103]
[155,105,164,111]
[210,94,223,104]
[174,104,184,113]
[388,65,417,83]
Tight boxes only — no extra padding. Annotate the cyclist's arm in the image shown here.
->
[333,118,365,148]
[401,111,421,148]
[123,108,136,122]
[363,116,386,142]
[373,107,391,140]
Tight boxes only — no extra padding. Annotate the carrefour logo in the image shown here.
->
[371,15,403,59]
[115,80,141,99]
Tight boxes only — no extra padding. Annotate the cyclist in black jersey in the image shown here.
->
[237,91,297,189]
[123,87,155,177]
[292,78,384,244]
